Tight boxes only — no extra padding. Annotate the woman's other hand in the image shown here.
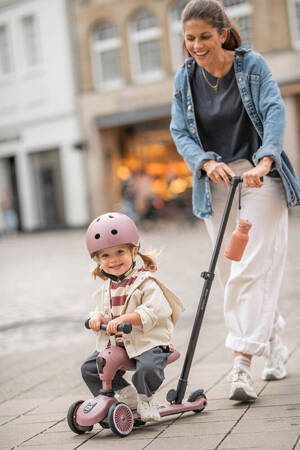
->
[242,157,273,188]
[202,160,236,187]
[89,312,106,331]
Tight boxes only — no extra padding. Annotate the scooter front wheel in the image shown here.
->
[188,389,207,413]
[108,402,134,437]
[67,400,93,434]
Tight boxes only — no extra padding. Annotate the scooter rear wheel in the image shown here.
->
[108,402,134,437]
[67,400,93,434]
[188,389,207,413]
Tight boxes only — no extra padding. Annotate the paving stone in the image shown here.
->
[160,419,236,437]
[145,434,221,450]
[218,430,299,449]
[232,416,300,433]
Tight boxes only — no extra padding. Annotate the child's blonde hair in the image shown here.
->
[91,244,157,280]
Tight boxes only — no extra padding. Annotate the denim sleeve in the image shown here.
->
[252,56,286,170]
[170,88,222,177]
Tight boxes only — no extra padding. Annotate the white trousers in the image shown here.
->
[204,159,288,357]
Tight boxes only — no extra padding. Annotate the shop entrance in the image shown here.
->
[30,148,65,229]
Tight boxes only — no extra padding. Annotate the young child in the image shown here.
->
[81,212,185,422]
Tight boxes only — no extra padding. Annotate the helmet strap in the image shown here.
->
[100,260,136,282]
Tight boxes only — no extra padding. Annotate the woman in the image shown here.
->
[170,0,300,402]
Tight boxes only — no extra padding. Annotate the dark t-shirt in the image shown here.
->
[191,64,262,164]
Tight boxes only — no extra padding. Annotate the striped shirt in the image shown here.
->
[110,267,143,345]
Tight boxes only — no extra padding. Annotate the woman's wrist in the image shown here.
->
[259,156,273,168]
[202,160,214,172]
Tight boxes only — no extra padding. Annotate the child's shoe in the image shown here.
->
[115,385,138,410]
[261,337,289,381]
[137,395,161,422]
[229,366,257,402]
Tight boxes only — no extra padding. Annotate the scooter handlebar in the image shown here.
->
[84,319,132,334]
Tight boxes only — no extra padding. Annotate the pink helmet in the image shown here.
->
[86,212,139,257]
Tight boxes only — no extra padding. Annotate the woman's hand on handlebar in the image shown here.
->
[202,160,236,187]
[89,312,106,331]
[242,157,273,188]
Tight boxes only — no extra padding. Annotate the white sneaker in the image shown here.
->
[115,385,138,410]
[229,367,257,402]
[261,338,289,381]
[137,397,161,422]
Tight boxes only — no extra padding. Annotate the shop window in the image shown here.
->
[117,124,193,221]
[288,0,300,49]
[128,9,163,83]
[168,0,189,72]
[20,14,41,67]
[0,24,13,76]
[222,0,253,45]
[91,20,123,91]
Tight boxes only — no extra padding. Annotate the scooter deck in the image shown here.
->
[134,395,207,419]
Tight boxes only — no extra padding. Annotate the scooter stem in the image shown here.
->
[174,177,242,404]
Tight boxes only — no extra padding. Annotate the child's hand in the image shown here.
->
[89,312,106,331]
[106,317,124,335]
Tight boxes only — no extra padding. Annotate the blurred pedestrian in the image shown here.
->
[130,169,155,222]
[170,0,300,402]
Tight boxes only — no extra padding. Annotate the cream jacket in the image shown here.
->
[90,271,185,358]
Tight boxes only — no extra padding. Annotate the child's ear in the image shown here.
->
[133,247,138,258]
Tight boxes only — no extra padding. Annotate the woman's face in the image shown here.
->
[94,245,137,277]
[184,19,227,68]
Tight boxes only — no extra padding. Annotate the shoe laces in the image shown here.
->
[267,342,286,368]
[231,366,253,385]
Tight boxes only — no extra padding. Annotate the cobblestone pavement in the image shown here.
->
[0,212,299,449]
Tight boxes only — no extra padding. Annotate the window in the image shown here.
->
[288,0,300,48]
[91,20,123,90]
[222,0,253,45]
[129,9,163,82]
[168,0,189,72]
[0,24,13,75]
[21,14,41,67]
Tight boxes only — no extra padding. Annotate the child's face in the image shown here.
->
[94,245,138,277]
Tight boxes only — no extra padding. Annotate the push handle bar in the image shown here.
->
[85,319,132,334]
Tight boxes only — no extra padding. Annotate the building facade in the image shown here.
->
[0,0,89,232]
[71,0,300,219]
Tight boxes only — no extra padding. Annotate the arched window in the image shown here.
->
[222,0,253,45]
[168,0,189,72]
[288,0,300,49]
[91,20,122,91]
[128,9,163,83]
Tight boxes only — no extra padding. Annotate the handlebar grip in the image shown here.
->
[119,322,132,334]
[227,176,264,183]
[84,319,132,334]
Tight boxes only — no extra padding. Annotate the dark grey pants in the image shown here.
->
[81,346,169,397]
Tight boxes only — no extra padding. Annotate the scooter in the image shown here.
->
[67,176,244,438]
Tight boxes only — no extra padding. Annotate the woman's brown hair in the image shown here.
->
[182,0,242,53]
[91,245,157,280]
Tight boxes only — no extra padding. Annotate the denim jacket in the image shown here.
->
[170,46,300,218]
